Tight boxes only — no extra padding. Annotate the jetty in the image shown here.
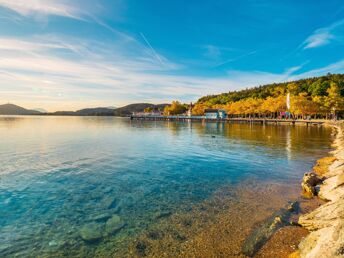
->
[130,115,325,126]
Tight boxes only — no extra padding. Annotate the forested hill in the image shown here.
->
[197,73,344,105]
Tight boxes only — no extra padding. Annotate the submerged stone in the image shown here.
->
[79,222,104,242]
[153,211,172,220]
[135,240,148,256]
[89,213,112,222]
[105,215,125,235]
[242,202,299,257]
[100,196,117,209]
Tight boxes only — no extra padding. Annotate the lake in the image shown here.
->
[0,116,333,257]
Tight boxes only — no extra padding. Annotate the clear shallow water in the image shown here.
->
[0,116,333,257]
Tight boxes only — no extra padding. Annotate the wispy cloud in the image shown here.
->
[0,2,342,111]
[297,59,344,77]
[0,36,205,110]
[303,30,334,49]
[303,19,344,49]
[0,0,84,19]
[202,45,222,59]
[201,44,239,61]
[1,34,342,112]
[224,60,344,89]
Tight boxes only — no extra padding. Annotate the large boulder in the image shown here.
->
[299,222,344,258]
[318,173,344,201]
[301,172,323,197]
[299,196,344,231]
[313,157,337,176]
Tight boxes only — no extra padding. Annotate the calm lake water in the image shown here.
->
[0,116,333,257]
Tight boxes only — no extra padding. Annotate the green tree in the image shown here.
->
[309,80,330,96]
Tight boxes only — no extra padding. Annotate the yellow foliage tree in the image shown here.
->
[325,82,344,117]
[191,103,209,115]
[290,93,318,118]
[163,101,187,115]
[144,107,153,113]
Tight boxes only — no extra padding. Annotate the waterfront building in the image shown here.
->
[204,109,227,119]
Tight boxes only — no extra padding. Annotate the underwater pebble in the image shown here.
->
[48,240,58,247]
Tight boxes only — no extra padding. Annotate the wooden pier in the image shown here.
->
[130,115,325,126]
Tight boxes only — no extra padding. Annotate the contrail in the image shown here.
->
[140,32,164,66]
[214,49,261,68]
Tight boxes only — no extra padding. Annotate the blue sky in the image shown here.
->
[0,0,344,111]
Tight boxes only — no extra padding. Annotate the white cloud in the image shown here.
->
[0,0,83,19]
[296,59,344,77]
[303,19,344,49]
[0,36,227,110]
[304,30,334,49]
[0,33,342,111]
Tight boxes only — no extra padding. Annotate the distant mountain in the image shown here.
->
[75,107,116,116]
[50,103,168,116]
[112,103,167,116]
[33,108,47,113]
[0,104,41,115]
[0,103,168,116]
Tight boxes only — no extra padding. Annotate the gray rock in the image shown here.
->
[79,222,104,242]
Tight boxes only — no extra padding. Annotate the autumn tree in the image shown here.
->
[290,93,318,119]
[325,82,344,117]
[163,101,187,115]
[312,96,329,117]
[176,74,344,119]
[287,82,299,95]
[144,107,153,113]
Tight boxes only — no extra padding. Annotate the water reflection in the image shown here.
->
[0,116,333,257]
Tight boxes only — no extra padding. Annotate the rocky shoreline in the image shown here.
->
[295,121,344,258]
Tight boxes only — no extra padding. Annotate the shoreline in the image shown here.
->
[291,121,344,257]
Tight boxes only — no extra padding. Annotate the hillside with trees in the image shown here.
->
[191,73,344,119]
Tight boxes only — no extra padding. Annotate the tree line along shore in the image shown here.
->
[160,73,344,119]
